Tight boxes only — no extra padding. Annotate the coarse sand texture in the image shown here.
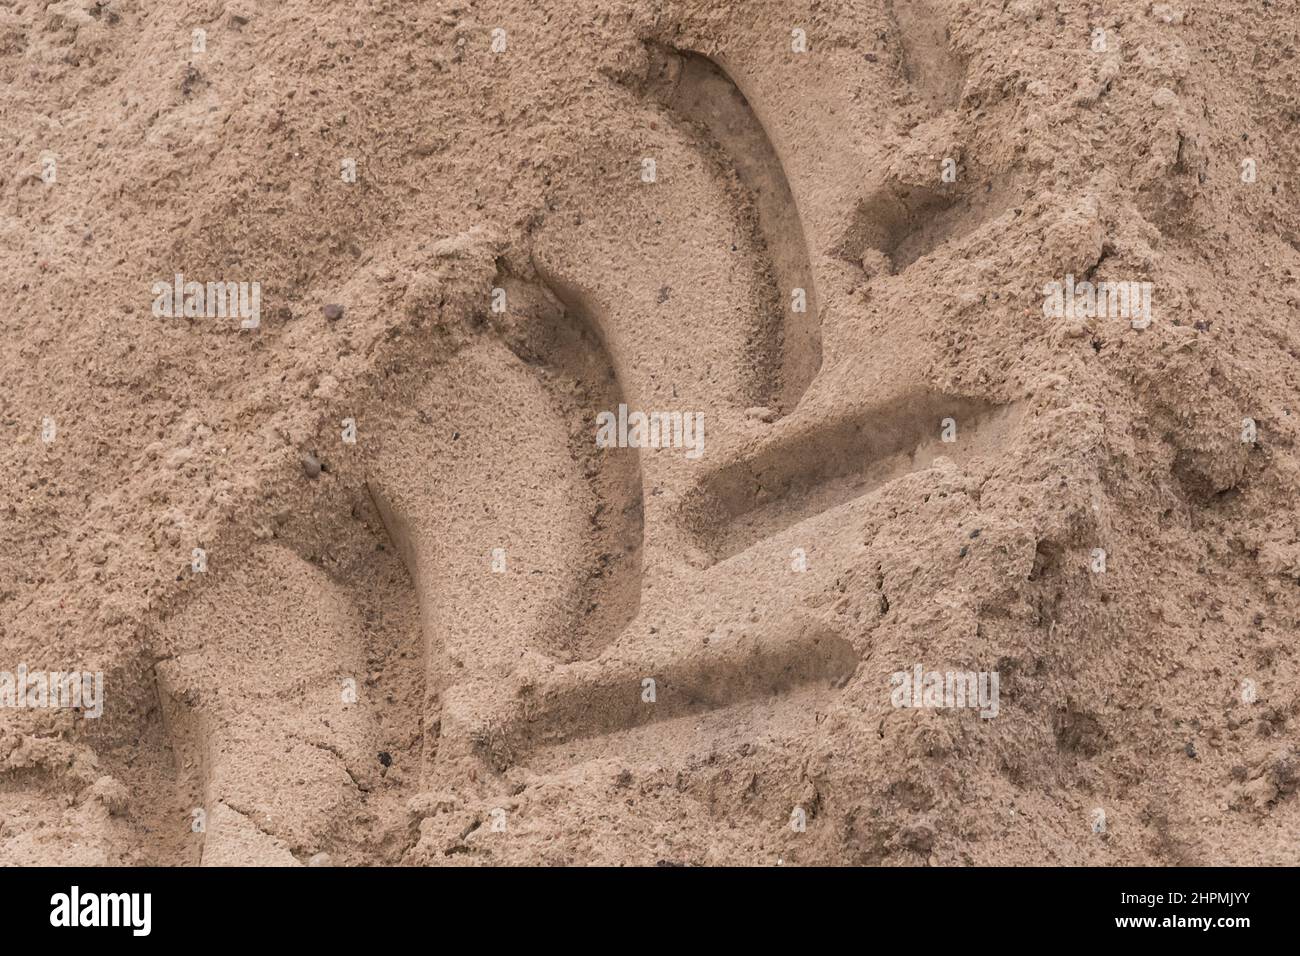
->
[2,0,1299,866]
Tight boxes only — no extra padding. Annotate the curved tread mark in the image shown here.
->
[638,43,822,412]
[492,266,646,657]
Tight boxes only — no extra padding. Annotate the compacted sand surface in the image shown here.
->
[2,0,1299,866]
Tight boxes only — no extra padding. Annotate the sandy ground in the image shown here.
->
[2,0,1299,866]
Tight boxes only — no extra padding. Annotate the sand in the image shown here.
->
[1,0,1298,866]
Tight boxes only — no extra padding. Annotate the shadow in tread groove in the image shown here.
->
[471,618,858,768]
[366,266,647,775]
[489,267,645,656]
[836,174,1021,276]
[639,43,822,412]
[679,393,1021,565]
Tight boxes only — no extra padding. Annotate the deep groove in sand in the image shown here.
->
[408,267,644,666]
[640,44,822,411]
[368,267,645,679]
[679,394,1021,565]
[519,267,646,657]
[474,621,858,767]
[836,174,1021,275]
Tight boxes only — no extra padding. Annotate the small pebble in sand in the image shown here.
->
[90,775,130,815]
[322,303,345,321]
[1151,3,1185,25]
[1151,87,1178,109]
[745,406,778,423]
[301,452,322,479]
[308,852,332,867]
